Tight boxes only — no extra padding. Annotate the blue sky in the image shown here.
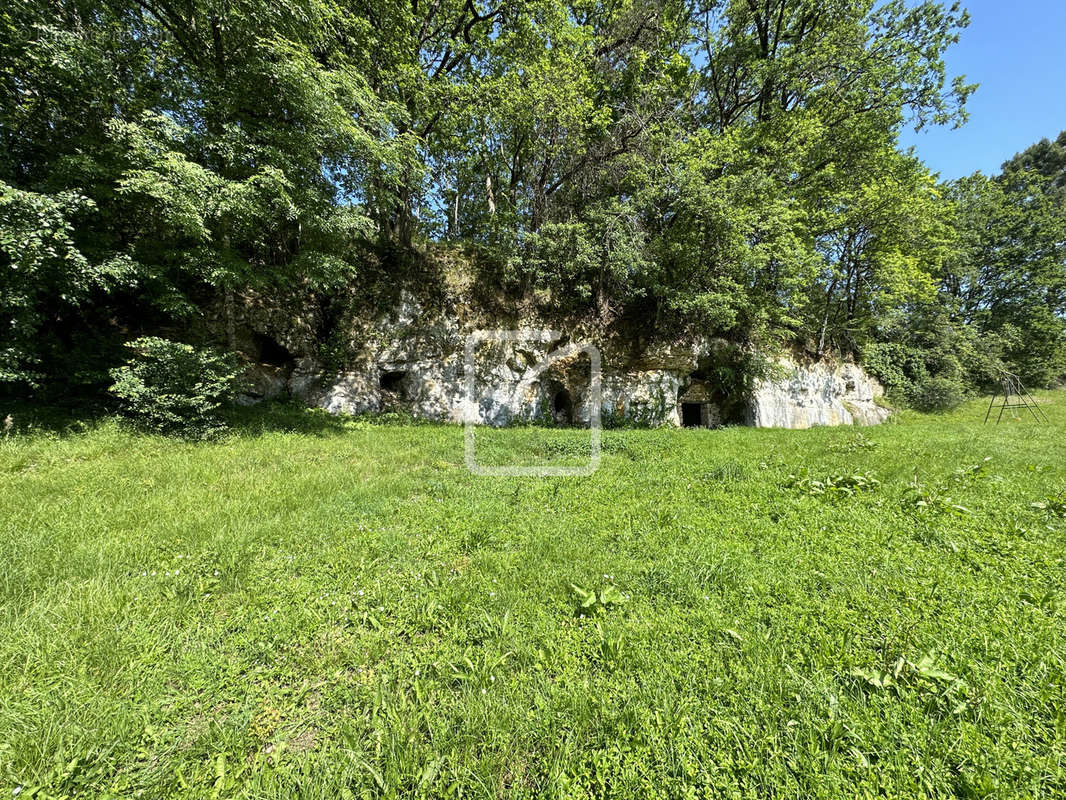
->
[898,0,1066,180]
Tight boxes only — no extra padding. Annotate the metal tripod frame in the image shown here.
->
[984,371,1049,424]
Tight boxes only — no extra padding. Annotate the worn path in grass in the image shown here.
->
[2,396,1065,798]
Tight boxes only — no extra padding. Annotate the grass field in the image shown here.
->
[2,395,1065,798]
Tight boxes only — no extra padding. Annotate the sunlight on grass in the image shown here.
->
[1,394,1064,797]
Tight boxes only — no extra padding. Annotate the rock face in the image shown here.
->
[748,359,891,429]
[235,291,889,429]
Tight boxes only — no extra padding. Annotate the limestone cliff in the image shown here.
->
[747,359,890,429]
[234,290,890,429]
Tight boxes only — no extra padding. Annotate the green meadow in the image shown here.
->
[2,396,1065,798]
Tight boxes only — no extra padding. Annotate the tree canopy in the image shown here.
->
[1,0,1063,400]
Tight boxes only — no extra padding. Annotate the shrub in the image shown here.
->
[862,342,926,399]
[909,375,967,412]
[109,337,241,437]
[863,340,974,412]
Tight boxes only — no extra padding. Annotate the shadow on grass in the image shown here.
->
[0,398,114,438]
[13,391,1054,443]
[0,398,440,442]
[222,401,361,437]
[223,401,441,438]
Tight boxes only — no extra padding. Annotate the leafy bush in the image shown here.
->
[109,337,241,437]
[0,181,101,388]
[862,342,925,398]
[863,342,971,412]
[910,375,967,412]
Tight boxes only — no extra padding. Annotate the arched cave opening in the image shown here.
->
[677,374,725,429]
[684,344,759,426]
[553,388,574,425]
[253,332,294,368]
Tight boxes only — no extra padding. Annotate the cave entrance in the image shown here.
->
[379,370,409,399]
[553,389,574,425]
[681,402,704,428]
[678,377,723,428]
[252,332,294,368]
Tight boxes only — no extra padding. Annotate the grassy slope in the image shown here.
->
[1,396,1065,799]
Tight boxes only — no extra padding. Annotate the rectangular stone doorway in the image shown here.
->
[681,403,703,427]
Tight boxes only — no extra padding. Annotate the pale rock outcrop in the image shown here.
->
[748,359,890,429]
[236,290,890,429]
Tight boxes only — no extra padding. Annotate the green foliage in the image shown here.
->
[850,651,978,716]
[863,337,981,412]
[786,469,881,498]
[2,0,986,395]
[0,182,98,387]
[1031,493,1066,520]
[826,433,879,454]
[2,0,1058,414]
[910,375,968,412]
[902,478,972,517]
[570,582,626,617]
[1001,130,1066,198]
[955,170,1065,381]
[897,145,1066,393]
[1,0,407,395]
[108,337,242,438]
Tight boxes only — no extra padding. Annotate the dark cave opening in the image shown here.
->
[379,370,409,398]
[253,332,294,368]
[553,389,574,425]
[681,402,704,428]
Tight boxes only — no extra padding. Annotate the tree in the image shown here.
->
[940,155,1066,386]
[2,0,993,405]
[1001,130,1066,197]
[0,0,408,392]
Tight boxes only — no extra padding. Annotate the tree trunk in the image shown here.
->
[224,286,237,353]
[817,277,838,358]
